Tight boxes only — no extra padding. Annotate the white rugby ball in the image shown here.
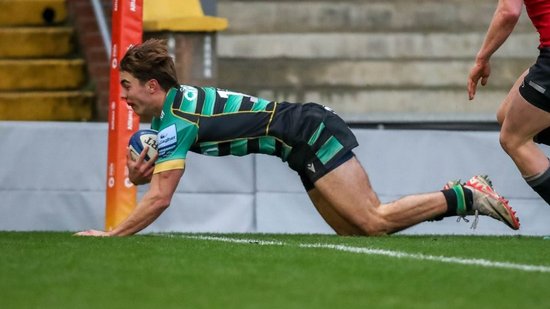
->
[128,129,158,161]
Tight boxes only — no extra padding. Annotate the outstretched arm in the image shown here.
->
[468,0,523,100]
[76,168,184,236]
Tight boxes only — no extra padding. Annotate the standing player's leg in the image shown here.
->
[499,73,550,204]
[496,70,527,126]
[499,78,550,176]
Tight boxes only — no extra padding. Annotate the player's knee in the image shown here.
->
[499,132,512,153]
[499,129,524,154]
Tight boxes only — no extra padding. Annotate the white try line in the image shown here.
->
[181,235,550,274]
[185,235,284,246]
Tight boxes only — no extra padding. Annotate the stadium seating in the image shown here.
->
[0,0,93,121]
[217,0,538,124]
[0,0,539,123]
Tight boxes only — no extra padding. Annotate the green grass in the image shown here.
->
[1,232,550,308]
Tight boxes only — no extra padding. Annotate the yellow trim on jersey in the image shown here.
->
[170,109,199,126]
[154,159,186,174]
[195,135,292,149]
[265,101,278,135]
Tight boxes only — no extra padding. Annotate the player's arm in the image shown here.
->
[127,146,157,185]
[75,166,184,237]
[468,0,523,99]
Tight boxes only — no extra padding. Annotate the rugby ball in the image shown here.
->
[128,129,158,161]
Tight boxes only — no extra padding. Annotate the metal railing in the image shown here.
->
[91,0,111,58]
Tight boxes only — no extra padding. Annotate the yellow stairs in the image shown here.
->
[0,0,93,121]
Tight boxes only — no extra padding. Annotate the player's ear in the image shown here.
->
[146,79,159,93]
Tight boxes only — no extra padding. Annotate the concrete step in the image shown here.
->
[0,0,67,26]
[0,27,74,58]
[218,0,533,34]
[0,91,94,121]
[219,58,529,89]
[0,0,93,121]
[219,32,539,60]
[218,57,524,121]
[216,0,537,123]
[218,60,518,122]
[246,87,507,123]
[0,59,86,90]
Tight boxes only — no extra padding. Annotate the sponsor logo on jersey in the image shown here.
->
[158,124,177,158]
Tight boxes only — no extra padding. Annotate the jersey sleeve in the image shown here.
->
[154,118,198,174]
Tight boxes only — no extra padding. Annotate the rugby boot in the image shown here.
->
[445,175,520,230]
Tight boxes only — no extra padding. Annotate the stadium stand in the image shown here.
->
[217,0,538,126]
[0,0,93,121]
[0,0,538,124]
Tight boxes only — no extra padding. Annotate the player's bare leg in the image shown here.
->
[376,193,451,234]
[499,82,550,176]
[312,157,448,235]
[498,73,550,205]
[496,70,528,126]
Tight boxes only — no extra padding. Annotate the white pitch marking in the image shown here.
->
[182,235,550,274]
[185,235,284,246]
[301,243,550,273]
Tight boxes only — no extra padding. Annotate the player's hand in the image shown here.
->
[74,229,110,237]
[127,146,157,185]
[467,60,491,100]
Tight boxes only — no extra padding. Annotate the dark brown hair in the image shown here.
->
[120,38,179,91]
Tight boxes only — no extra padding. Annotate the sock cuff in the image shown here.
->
[441,185,468,217]
[526,166,550,187]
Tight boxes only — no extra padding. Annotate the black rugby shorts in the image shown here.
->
[284,103,359,191]
[519,47,550,113]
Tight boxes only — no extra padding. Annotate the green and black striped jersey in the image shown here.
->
[152,85,295,173]
[151,84,359,185]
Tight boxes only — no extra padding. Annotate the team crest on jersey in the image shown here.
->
[158,124,177,159]
[180,85,198,101]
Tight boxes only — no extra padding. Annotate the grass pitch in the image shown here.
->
[1,232,549,309]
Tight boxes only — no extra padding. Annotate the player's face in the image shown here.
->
[120,71,153,116]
